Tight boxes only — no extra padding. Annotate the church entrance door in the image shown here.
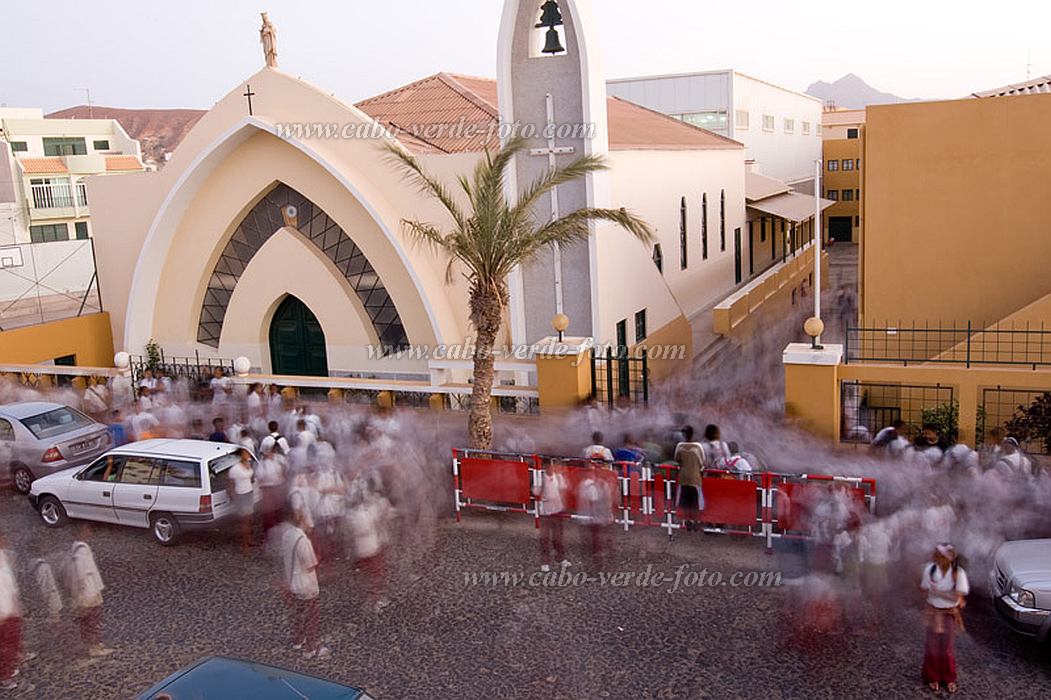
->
[268,295,329,376]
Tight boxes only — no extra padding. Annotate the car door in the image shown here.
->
[154,458,205,518]
[66,456,121,523]
[111,456,161,528]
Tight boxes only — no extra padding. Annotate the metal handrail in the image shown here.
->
[845,323,1051,369]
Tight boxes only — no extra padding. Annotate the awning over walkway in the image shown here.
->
[748,192,836,223]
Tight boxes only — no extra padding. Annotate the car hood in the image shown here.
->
[29,466,81,494]
[997,539,1051,591]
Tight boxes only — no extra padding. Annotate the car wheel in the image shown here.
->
[12,465,33,495]
[150,513,180,546]
[38,496,68,528]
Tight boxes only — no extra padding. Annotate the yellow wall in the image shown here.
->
[862,94,1051,328]
[785,358,1051,445]
[636,312,693,381]
[534,343,593,409]
[0,313,114,366]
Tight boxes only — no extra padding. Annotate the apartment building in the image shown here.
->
[820,109,864,243]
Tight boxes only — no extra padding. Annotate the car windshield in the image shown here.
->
[20,407,93,440]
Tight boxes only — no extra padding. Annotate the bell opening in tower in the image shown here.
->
[530,0,567,58]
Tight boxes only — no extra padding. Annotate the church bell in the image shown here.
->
[535,0,564,28]
[541,27,566,55]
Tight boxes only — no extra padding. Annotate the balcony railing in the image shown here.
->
[29,182,88,210]
[845,322,1051,369]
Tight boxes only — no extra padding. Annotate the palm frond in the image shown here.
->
[382,142,468,233]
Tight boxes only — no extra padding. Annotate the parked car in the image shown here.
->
[28,439,249,545]
[137,656,372,699]
[1,401,110,495]
[989,538,1051,642]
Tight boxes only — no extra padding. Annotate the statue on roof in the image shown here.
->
[260,12,278,68]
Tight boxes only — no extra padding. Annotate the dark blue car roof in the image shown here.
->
[136,656,367,699]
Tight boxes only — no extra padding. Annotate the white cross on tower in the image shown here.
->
[528,92,575,315]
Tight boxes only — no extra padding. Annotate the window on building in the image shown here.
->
[616,319,628,351]
[784,118,795,134]
[760,217,766,243]
[855,188,860,200]
[842,190,854,202]
[92,139,110,151]
[802,121,811,135]
[855,158,861,169]
[681,111,728,134]
[719,190,726,252]
[74,221,89,240]
[652,244,663,273]
[634,309,647,343]
[827,160,839,171]
[827,190,839,201]
[842,159,854,171]
[42,137,87,156]
[29,223,70,243]
[762,114,775,131]
[701,193,709,260]
[9,141,28,153]
[679,196,688,270]
[847,127,859,139]
[854,216,860,226]
[735,110,749,130]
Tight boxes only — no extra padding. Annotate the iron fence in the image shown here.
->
[980,387,1051,455]
[591,347,649,409]
[840,380,955,444]
[845,322,1051,368]
[129,352,236,390]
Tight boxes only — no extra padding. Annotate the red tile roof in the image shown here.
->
[104,154,145,171]
[17,157,68,174]
[355,72,741,154]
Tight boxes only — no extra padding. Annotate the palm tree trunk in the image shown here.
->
[468,290,502,451]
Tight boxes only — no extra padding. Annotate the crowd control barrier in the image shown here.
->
[452,449,878,551]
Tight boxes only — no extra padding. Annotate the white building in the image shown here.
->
[0,108,144,245]
[607,70,823,185]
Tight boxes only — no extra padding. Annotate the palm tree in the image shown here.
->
[385,137,654,450]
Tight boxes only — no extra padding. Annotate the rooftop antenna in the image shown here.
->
[78,88,93,118]
[1026,49,1032,81]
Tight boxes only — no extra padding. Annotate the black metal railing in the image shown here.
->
[840,380,955,444]
[591,347,649,409]
[845,322,1051,368]
[129,352,236,386]
[980,387,1051,455]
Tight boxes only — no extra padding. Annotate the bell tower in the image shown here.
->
[497,0,610,345]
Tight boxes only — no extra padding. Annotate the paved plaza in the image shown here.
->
[2,490,1048,699]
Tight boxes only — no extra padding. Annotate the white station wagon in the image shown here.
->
[28,439,249,545]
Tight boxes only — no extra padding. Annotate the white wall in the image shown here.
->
[731,73,822,183]
[607,147,747,321]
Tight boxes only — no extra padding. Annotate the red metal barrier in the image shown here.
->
[452,450,877,551]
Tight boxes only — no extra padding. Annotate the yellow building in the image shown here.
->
[786,92,1051,450]
[820,109,864,244]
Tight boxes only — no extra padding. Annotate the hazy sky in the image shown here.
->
[1,0,1047,113]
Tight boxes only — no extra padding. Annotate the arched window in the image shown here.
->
[701,193,709,260]
[719,189,727,252]
[652,243,663,273]
[679,196,688,270]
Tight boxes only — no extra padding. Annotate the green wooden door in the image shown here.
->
[268,296,329,377]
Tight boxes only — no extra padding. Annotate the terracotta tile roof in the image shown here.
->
[17,157,68,174]
[104,154,144,171]
[355,72,742,154]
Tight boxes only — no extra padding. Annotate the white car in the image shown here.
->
[989,539,1051,642]
[28,439,251,545]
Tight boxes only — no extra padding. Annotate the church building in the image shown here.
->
[87,1,757,384]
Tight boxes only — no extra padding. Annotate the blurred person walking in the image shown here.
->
[348,477,394,612]
[533,460,569,572]
[920,543,969,694]
[275,511,329,659]
[577,464,615,568]
[65,526,113,661]
[228,449,258,551]
[0,533,31,693]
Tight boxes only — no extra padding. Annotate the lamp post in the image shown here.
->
[552,313,569,343]
[810,158,823,349]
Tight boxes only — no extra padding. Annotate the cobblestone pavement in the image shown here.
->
[2,491,1049,699]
